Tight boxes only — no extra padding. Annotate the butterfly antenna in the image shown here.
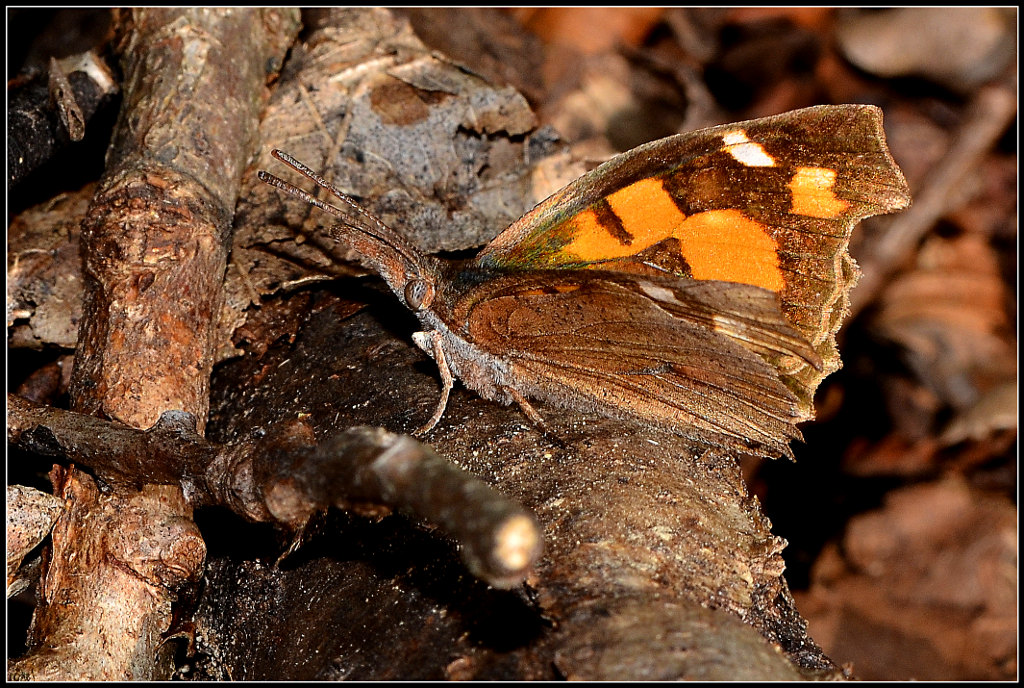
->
[258,149,425,271]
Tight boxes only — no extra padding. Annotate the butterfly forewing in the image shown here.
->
[473,105,911,419]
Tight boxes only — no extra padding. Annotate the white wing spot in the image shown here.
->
[722,130,775,167]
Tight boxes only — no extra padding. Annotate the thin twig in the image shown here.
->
[8,394,542,588]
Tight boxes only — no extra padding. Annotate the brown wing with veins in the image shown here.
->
[459,271,821,457]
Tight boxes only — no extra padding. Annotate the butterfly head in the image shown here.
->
[259,149,440,311]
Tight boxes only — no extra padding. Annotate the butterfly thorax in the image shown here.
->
[412,304,517,406]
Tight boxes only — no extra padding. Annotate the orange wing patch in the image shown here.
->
[565,178,684,261]
[789,166,848,218]
[560,176,784,293]
[561,208,621,259]
[675,210,784,292]
[606,177,685,237]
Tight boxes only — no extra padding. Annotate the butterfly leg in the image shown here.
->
[504,387,570,447]
[413,330,452,435]
[503,386,547,429]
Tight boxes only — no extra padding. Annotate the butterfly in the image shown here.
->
[258,105,910,458]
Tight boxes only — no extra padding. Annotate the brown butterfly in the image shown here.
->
[259,105,910,457]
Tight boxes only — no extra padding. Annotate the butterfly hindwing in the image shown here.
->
[449,269,820,457]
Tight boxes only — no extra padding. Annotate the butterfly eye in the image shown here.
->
[405,278,435,311]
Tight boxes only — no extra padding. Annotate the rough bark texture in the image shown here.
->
[183,293,839,680]
[10,8,300,680]
[68,8,298,430]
